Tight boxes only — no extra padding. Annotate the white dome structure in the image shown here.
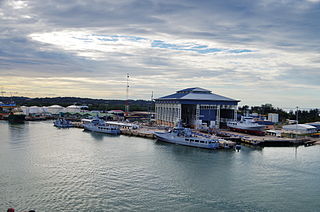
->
[47,105,65,114]
[65,105,81,113]
[29,106,42,114]
[21,106,28,115]
[42,106,49,113]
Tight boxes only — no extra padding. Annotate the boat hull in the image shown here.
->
[53,119,73,128]
[154,132,219,149]
[83,125,120,135]
[8,114,26,123]
[54,123,73,128]
[228,126,265,136]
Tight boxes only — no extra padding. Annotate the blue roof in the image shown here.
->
[0,103,16,107]
[177,87,211,93]
[157,87,239,102]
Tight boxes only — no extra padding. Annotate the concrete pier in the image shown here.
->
[71,121,314,147]
[217,129,310,146]
[120,128,157,139]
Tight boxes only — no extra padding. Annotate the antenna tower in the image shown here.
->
[125,73,129,115]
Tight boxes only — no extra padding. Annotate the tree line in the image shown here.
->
[238,103,320,124]
[0,96,154,112]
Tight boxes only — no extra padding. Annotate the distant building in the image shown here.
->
[108,110,124,116]
[305,122,320,131]
[155,87,240,128]
[268,113,279,123]
[282,124,317,134]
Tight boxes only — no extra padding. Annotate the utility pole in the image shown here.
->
[295,106,299,143]
[1,88,5,97]
[149,91,153,123]
[125,73,130,116]
[296,106,299,124]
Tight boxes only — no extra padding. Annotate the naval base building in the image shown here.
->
[155,87,240,128]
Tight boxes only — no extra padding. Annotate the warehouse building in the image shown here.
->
[282,124,317,134]
[305,122,320,131]
[155,87,240,128]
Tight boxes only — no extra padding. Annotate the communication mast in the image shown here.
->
[125,73,130,116]
[1,87,5,97]
[149,91,154,122]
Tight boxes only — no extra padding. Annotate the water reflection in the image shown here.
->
[82,130,120,141]
[1,121,320,211]
[154,139,218,154]
[8,122,29,144]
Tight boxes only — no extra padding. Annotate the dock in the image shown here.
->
[71,121,315,147]
[72,121,158,139]
[217,129,310,146]
[120,128,157,139]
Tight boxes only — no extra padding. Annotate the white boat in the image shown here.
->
[227,117,265,135]
[154,126,222,149]
[82,117,121,135]
[54,118,73,128]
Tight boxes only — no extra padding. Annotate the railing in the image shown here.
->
[220,118,235,123]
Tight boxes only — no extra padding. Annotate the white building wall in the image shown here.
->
[268,113,279,123]
[283,124,317,134]
[155,103,181,125]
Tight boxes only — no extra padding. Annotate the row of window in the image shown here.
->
[184,138,215,144]
[97,127,118,130]
[200,105,217,110]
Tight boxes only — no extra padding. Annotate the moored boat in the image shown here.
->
[82,117,121,135]
[227,117,265,136]
[7,107,26,123]
[54,118,73,128]
[154,126,224,149]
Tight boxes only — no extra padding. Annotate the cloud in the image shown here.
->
[0,0,319,107]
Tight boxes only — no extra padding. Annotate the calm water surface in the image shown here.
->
[0,121,320,211]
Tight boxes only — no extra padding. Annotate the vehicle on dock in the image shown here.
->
[82,117,121,135]
[227,116,265,136]
[53,118,73,128]
[154,126,225,149]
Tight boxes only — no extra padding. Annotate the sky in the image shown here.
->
[0,0,319,108]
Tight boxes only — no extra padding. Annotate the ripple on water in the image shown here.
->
[1,121,320,211]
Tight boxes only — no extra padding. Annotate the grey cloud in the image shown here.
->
[0,0,319,106]
[278,66,320,86]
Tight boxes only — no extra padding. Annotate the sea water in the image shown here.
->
[0,121,319,211]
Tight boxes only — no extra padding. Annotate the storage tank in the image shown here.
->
[47,105,65,114]
[65,105,81,113]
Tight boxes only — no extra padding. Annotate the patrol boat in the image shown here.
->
[154,125,222,149]
[54,118,73,128]
[82,117,121,135]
